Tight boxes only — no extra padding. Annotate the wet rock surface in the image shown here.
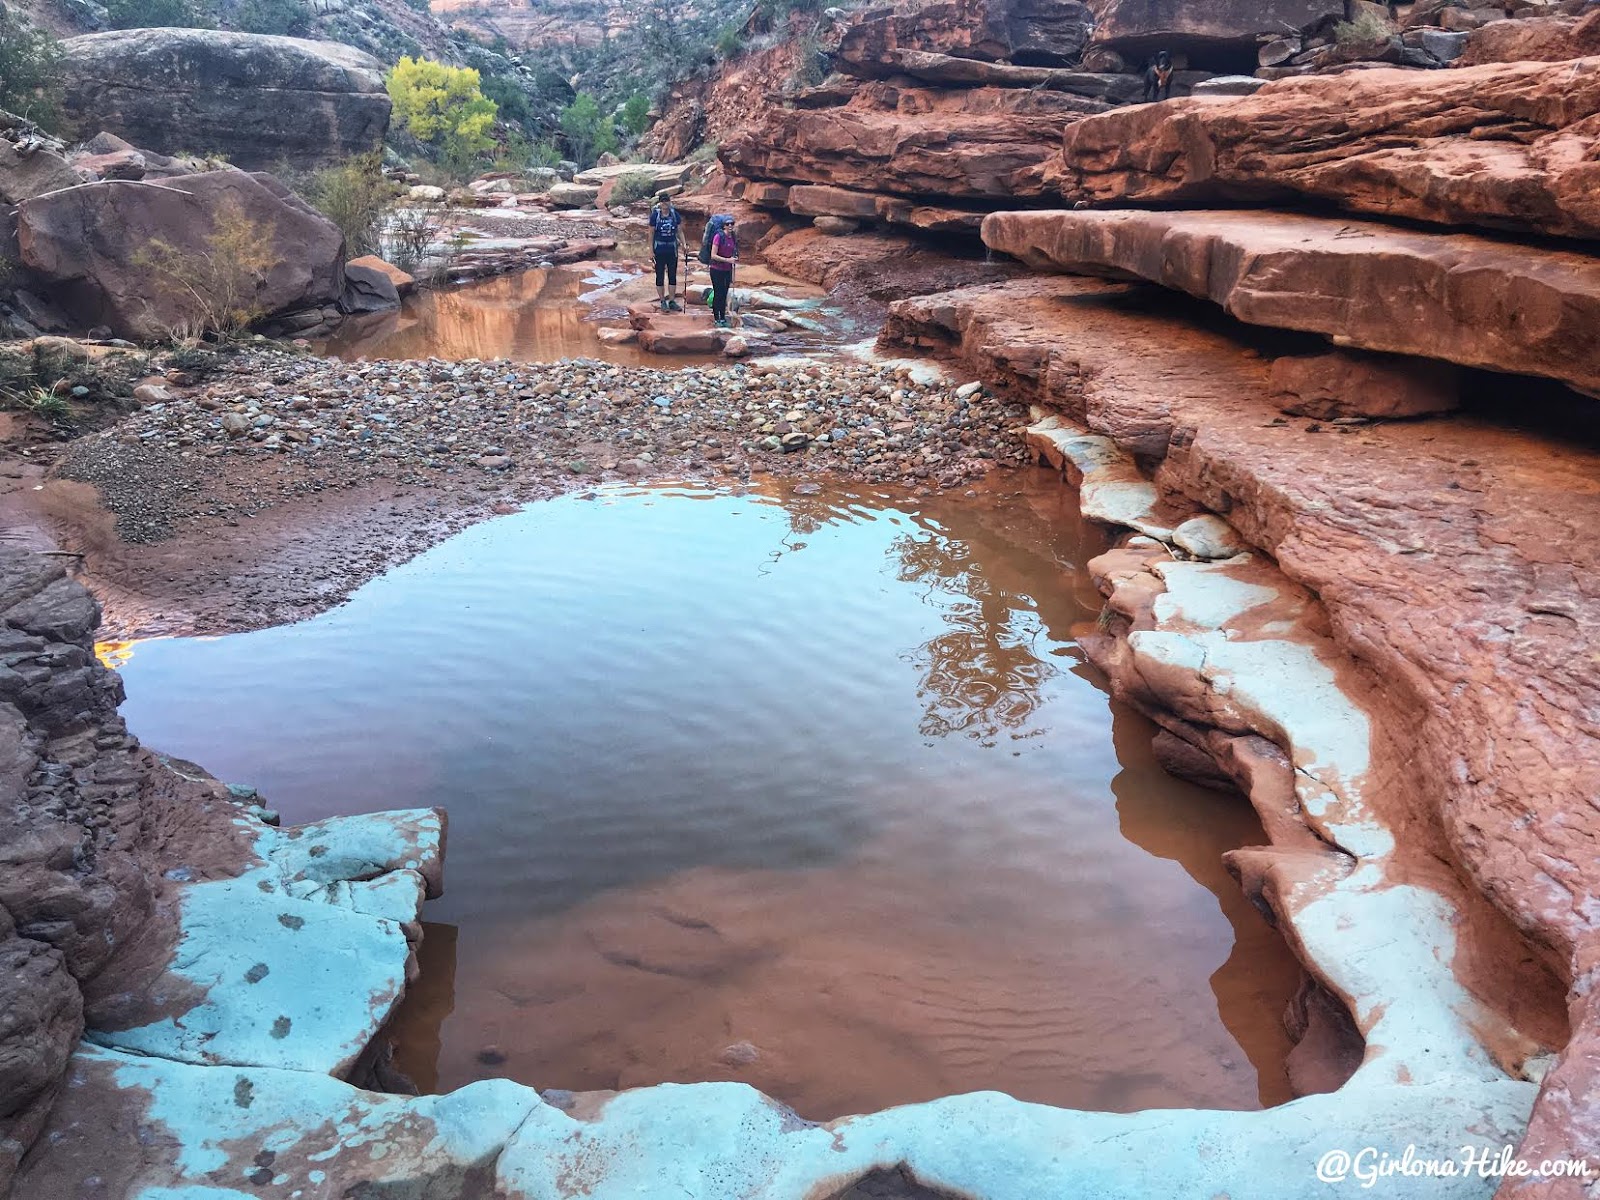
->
[883,271,1597,1179]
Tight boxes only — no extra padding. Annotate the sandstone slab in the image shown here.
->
[1088,0,1345,62]
[833,0,1095,68]
[59,29,390,170]
[981,208,1600,395]
[17,169,345,342]
[723,85,1092,201]
[1047,56,1600,240]
[883,273,1597,1175]
[1456,9,1600,63]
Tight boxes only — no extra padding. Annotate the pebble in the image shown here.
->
[56,348,1036,541]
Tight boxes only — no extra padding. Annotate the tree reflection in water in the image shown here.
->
[890,522,1055,747]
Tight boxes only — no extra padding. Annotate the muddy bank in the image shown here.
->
[3,344,1034,640]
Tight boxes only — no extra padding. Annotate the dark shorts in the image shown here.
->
[654,246,678,288]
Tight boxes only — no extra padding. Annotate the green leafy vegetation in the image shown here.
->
[610,169,659,206]
[308,152,394,259]
[559,92,617,168]
[386,56,499,178]
[105,0,211,28]
[0,6,63,127]
[234,0,312,36]
[620,93,651,137]
[1334,9,1394,43]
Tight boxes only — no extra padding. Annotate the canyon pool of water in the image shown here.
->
[109,471,1302,1119]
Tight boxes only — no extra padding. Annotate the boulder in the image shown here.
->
[833,0,1096,68]
[546,181,601,208]
[837,47,1140,102]
[571,162,688,190]
[0,139,79,206]
[346,254,415,296]
[17,169,345,342]
[58,29,390,170]
[1455,8,1600,62]
[813,215,860,234]
[1087,0,1346,66]
[342,260,401,314]
[981,207,1600,396]
[1189,74,1265,94]
[1046,57,1600,240]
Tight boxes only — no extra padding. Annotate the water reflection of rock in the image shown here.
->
[884,478,1108,746]
[321,268,675,368]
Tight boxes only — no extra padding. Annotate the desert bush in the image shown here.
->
[383,203,436,275]
[234,0,311,35]
[610,169,658,205]
[620,92,651,136]
[0,7,63,127]
[1334,9,1394,42]
[309,152,392,258]
[134,197,277,339]
[686,140,720,164]
[784,25,827,92]
[106,0,210,28]
[0,342,147,424]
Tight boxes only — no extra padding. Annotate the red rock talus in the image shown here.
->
[981,208,1600,396]
[1046,56,1600,240]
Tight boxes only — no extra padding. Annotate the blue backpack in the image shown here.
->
[698,213,733,265]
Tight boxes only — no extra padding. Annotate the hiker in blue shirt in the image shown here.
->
[650,191,683,312]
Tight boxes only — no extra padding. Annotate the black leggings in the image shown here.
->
[654,248,677,288]
[710,269,732,321]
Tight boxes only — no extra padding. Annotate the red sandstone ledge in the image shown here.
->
[981,208,1600,397]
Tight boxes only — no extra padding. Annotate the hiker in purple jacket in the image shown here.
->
[708,217,738,328]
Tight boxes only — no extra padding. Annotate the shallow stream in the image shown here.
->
[110,472,1302,1119]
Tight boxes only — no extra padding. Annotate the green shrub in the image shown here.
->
[610,170,658,205]
[1334,9,1394,43]
[714,24,743,59]
[309,152,392,258]
[106,0,210,28]
[784,26,826,92]
[0,8,63,127]
[620,92,651,136]
[559,92,617,168]
[234,0,312,36]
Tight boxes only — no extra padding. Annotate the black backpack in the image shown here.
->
[698,213,732,265]
[653,205,680,247]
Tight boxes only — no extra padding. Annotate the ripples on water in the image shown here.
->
[111,472,1302,1118]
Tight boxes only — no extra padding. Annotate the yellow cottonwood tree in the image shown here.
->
[385,57,498,155]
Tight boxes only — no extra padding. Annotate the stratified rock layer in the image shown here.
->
[833,0,1095,67]
[1086,0,1344,62]
[1045,56,1600,240]
[981,208,1600,396]
[58,29,391,169]
[722,83,1094,201]
[881,272,1598,1187]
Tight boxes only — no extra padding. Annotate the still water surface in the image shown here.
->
[112,473,1301,1118]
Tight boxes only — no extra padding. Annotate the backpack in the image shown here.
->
[652,205,680,247]
[698,213,733,265]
